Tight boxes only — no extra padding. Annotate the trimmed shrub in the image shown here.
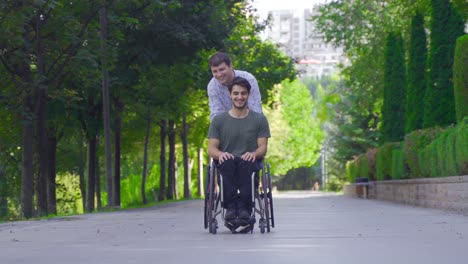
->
[391,148,406,180]
[357,154,370,180]
[346,160,357,183]
[444,130,458,176]
[376,142,400,181]
[419,142,439,177]
[404,126,444,177]
[455,118,468,174]
[435,127,455,176]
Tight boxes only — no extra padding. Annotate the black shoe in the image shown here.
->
[238,206,251,220]
[225,204,236,220]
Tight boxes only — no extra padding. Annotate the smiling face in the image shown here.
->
[210,62,235,86]
[230,84,249,110]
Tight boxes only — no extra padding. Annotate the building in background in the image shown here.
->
[265,8,346,79]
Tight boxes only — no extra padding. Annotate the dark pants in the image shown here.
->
[216,157,256,210]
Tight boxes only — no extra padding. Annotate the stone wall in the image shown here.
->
[343,175,468,214]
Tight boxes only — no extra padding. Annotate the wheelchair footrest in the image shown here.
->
[225,217,256,234]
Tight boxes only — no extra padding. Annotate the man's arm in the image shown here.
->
[208,138,234,163]
[240,137,268,162]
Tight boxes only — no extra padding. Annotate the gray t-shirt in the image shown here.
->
[208,111,270,157]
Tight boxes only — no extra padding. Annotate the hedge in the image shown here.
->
[346,117,467,181]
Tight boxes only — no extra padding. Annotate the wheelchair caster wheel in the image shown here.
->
[210,219,217,234]
[259,219,266,234]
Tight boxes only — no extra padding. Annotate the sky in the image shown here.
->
[251,0,327,19]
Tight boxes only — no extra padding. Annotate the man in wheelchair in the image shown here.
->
[208,76,270,233]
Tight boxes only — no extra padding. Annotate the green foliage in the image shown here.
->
[346,160,357,183]
[376,143,400,181]
[264,80,324,175]
[357,154,369,180]
[275,167,319,191]
[322,76,380,163]
[403,126,444,177]
[405,12,427,133]
[381,32,406,142]
[424,0,465,128]
[453,35,468,123]
[443,130,458,177]
[120,164,160,208]
[455,118,468,174]
[391,148,406,180]
[56,173,83,215]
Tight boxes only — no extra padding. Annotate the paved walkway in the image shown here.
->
[1,191,467,264]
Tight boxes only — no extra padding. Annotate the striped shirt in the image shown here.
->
[207,70,262,120]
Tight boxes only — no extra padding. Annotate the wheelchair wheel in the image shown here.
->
[261,163,271,233]
[266,163,275,229]
[208,164,219,234]
[204,165,210,230]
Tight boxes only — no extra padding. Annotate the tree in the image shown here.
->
[453,35,468,123]
[381,32,406,142]
[264,80,324,175]
[424,0,465,128]
[405,11,427,133]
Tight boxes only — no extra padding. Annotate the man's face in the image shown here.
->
[210,62,234,86]
[230,85,249,110]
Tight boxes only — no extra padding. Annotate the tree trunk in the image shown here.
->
[167,120,176,200]
[100,3,114,207]
[21,98,34,219]
[35,14,49,216]
[158,120,167,201]
[78,132,86,212]
[86,135,97,213]
[142,108,151,204]
[181,113,191,199]
[47,136,57,215]
[0,166,7,218]
[197,148,204,197]
[95,136,102,210]
[36,87,49,217]
[113,98,123,207]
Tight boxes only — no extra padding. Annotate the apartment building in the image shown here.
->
[265,8,346,79]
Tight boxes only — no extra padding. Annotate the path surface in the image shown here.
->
[1,191,467,264]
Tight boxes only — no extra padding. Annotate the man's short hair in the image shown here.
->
[208,52,232,67]
[229,77,251,94]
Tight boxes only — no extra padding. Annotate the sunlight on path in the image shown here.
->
[274,190,339,199]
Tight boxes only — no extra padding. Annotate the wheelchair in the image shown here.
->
[204,159,275,234]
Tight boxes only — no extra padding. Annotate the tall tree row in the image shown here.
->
[0,0,299,219]
[423,0,465,128]
[312,0,466,186]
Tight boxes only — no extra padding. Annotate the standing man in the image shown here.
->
[207,52,262,120]
[208,77,270,222]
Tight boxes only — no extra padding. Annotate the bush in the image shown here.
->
[357,154,369,180]
[376,142,400,181]
[455,118,468,174]
[404,126,444,177]
[346,160,357,183]
[56,173,82,215]
[444,130,458,176]
[391,148,407,179]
